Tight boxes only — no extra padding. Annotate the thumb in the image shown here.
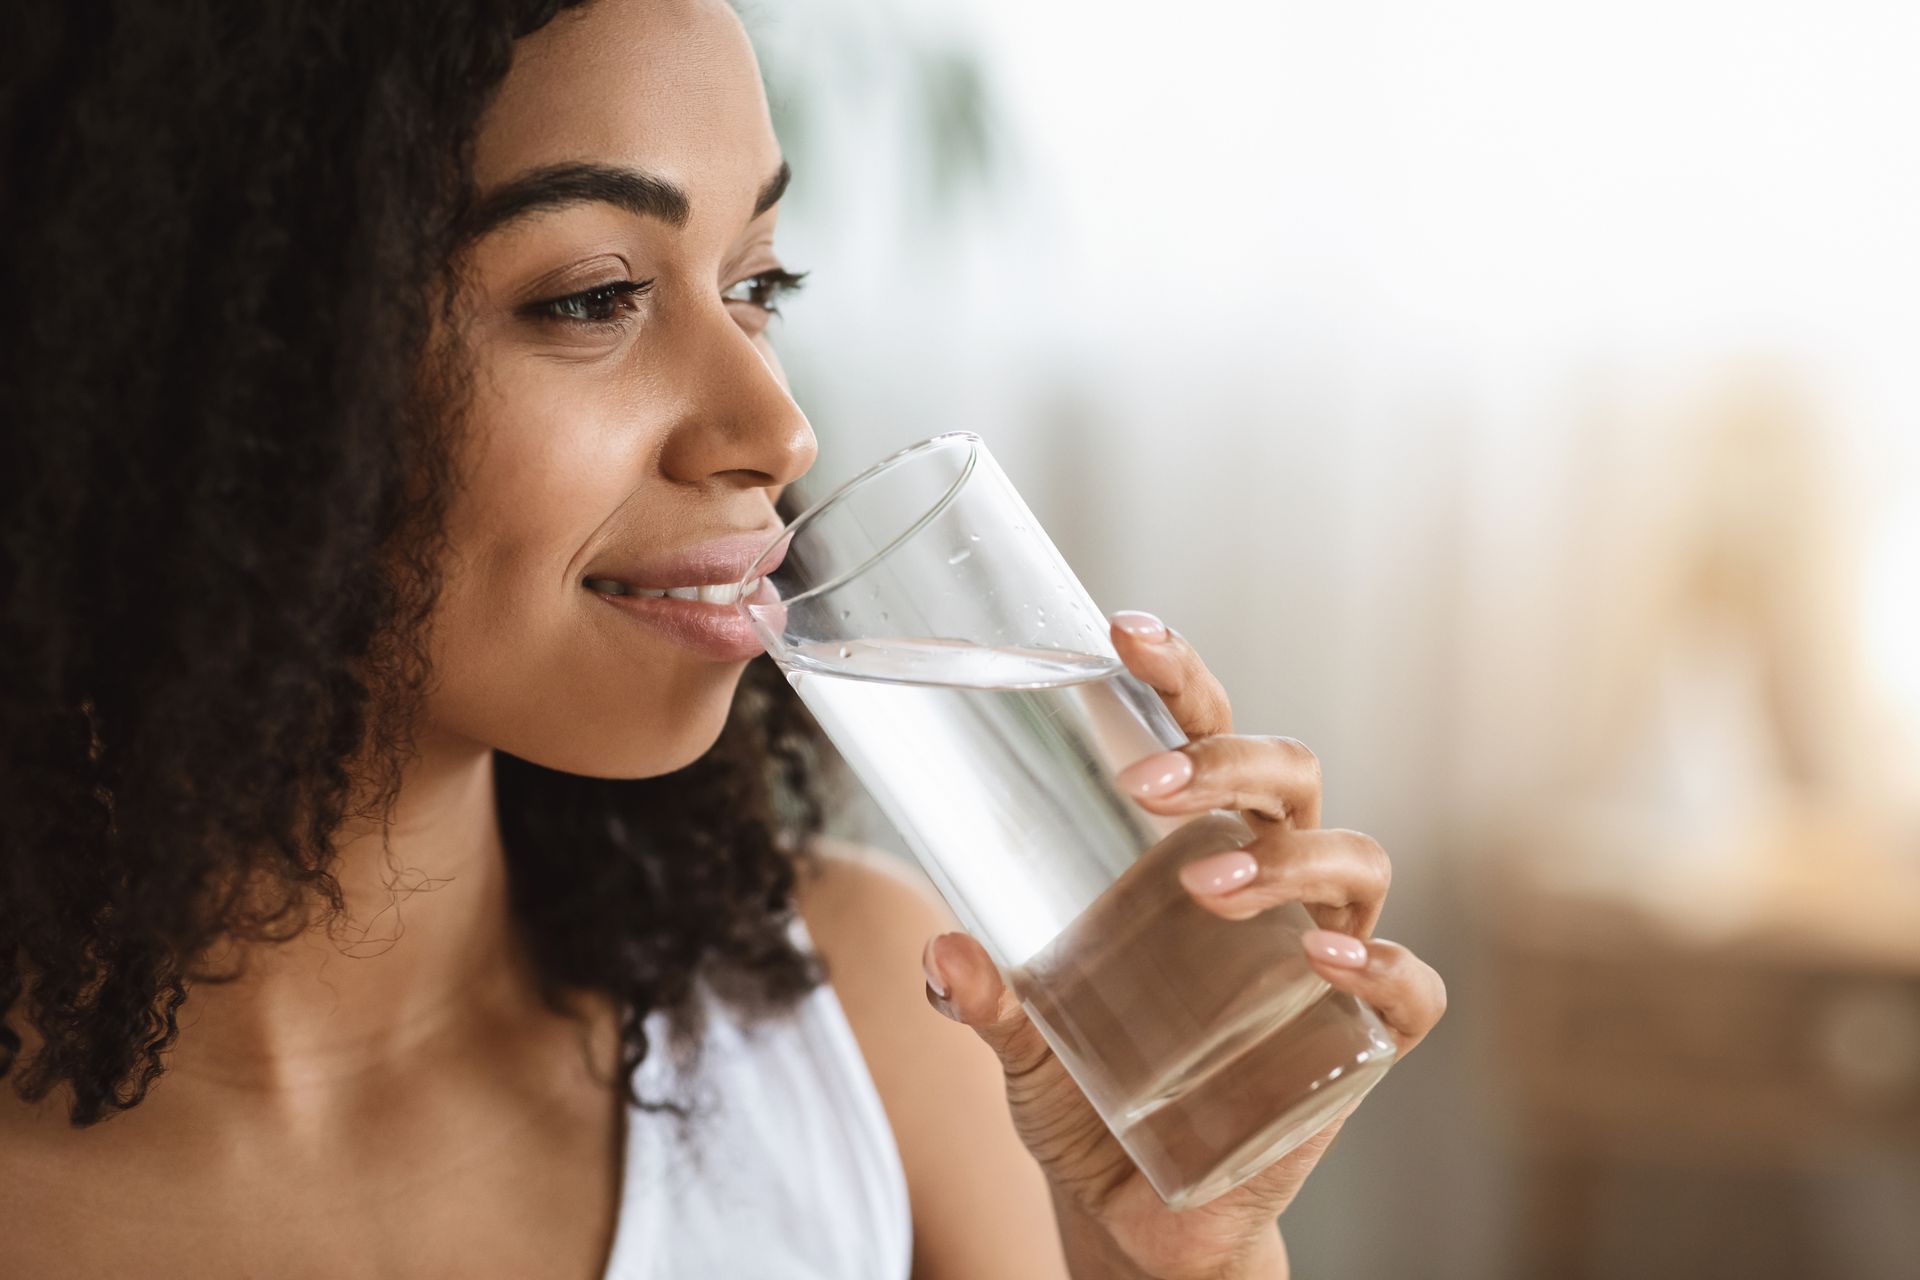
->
[922,931,1054,1081]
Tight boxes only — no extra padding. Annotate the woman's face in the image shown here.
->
[420,0,815,778]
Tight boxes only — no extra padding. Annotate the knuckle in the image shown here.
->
[982,1017,1049,1076]
[1349,829,1391,889]
[1271,735,1322,783]
[1205,676,1233,715]
[1370,940,1448,1022]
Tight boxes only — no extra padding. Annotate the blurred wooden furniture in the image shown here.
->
[1478,800,1920,1279]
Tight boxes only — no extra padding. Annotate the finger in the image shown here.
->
[1107,611,1233,738]
[1116,733,1323,831]
[1300,932,1447,1054]
[922,932,1135,1205]
[921,931,1054,1083]
[1178,827,1390,937]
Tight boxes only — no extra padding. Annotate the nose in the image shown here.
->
[655,307,817,495]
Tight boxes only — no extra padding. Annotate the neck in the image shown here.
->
[166,727,533,1095]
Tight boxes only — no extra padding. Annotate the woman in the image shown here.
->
[0,1,1446,1276]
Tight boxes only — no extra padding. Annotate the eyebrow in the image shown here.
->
[461,158,791,240]
[752,160,791,219]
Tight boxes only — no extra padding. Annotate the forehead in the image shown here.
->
[473,0,778,212]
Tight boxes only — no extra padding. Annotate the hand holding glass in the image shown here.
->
[737,431,1396,1210]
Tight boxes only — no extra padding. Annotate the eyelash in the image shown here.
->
[530,279,654,329]
[722,268,809,317]
[529,268,809,332]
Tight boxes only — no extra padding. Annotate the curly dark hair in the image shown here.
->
[0,0,838,1128]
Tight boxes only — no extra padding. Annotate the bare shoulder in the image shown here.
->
[793,836,955,961]
[788,835,965,1093]
[793,835,1070,1280]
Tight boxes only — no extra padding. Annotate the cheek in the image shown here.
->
[416,356,736,776]
[447,360,627,599]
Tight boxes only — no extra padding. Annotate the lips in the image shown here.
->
[589,588,771,661]
[581,529,789,594]
[581,527,791,661]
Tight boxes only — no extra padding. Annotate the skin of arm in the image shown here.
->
[793,837,1074,1279]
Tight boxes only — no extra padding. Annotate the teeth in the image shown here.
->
[586,576,759,602]
[696,577,760,605]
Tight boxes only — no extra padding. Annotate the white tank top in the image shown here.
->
[599,914,915,1279]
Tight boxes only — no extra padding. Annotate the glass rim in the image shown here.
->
[741,430,984,610]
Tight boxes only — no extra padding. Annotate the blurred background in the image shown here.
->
[739,1,1920,1275]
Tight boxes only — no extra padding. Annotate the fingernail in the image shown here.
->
[920,936,949,1000]
[1178,849,1259,895]
[1110,610,1169,642]
[1302,928,1369,969]
[1118,750,1194,798]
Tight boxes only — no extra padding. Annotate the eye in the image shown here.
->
[526,279,654,328]
[721,268,808,317]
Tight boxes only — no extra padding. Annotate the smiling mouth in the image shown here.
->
[583,576,760,605]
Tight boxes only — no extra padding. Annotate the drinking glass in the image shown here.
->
[735,430,1397,1210]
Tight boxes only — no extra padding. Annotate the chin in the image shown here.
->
[523,666,746,780]
[630,701,734,778]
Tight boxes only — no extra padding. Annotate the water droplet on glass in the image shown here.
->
[880,610,889,622]
[837,644,852,659]
[968,533,981,542]
[839,609,850,621]
[946,547,972,565]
